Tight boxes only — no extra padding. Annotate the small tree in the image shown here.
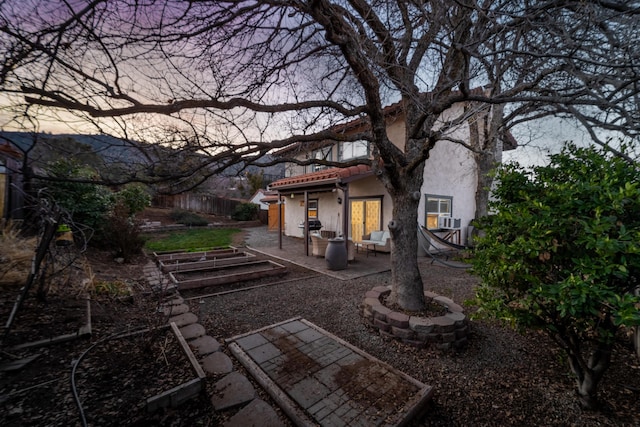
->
[113,183,151,217]
[41,159,113,236]
[471,143,640,410]
[237,171,265,199]
[107,184,152,261]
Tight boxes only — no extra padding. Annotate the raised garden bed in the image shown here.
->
[145,322,206,412]
[153,247,239,262]
[156,249,256,273]
[169,260,288,291]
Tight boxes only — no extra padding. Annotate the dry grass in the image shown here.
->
[0,220,37,287]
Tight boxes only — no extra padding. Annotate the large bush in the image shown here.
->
[471,143,640,410]
[40,161,151,259]
[231,202,259,221]
[169,208,209,226]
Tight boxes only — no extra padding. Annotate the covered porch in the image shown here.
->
[268,165,381,259]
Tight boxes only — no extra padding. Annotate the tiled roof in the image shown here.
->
[0,142,22,159]
[269,164,372,191]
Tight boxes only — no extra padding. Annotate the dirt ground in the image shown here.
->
[1,207,639,426]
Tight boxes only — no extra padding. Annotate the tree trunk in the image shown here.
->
[470,104,504,219]
[474,149,497,219]
[566,340,612,410]
[387,181,425,312]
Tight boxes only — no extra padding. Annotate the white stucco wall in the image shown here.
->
[279,101,484,246]
[417,103,477,245]
[248,190,269,210]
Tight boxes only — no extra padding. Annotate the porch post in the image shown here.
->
[342,185,349,252]
[278,193,282,250]
[304,191,309,256]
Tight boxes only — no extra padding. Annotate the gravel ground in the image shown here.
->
[186,241,639,426]
[4,221,635,427]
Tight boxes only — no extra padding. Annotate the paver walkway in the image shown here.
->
[144,259,282,426]
[227,317,433,427]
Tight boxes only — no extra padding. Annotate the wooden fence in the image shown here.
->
[153,194,269,224]
[153,194,242,217]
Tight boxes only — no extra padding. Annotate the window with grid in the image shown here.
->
[425,195,452,229]
[339,140,369,161]
[308,146,332,172]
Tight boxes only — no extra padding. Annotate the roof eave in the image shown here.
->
[271,177,340,192]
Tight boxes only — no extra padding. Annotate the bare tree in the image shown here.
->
[1,0,639,311]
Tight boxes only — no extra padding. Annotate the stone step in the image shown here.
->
[163,303,189,316]
[223,398,282,427]
[201,352,233,375]
[137,262,283,425]
[211,372,256,411]
[189,335,221,356]
[169,312,198,327]
[180,323,206,340]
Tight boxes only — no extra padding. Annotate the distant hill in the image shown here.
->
[0,131,285,182]
[0,132,148,169]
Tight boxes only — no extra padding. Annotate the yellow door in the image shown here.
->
[364,200,381,236]
[350,199,381,241]
[350,200,364,241]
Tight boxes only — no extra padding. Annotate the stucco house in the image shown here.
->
[268,98,516,254]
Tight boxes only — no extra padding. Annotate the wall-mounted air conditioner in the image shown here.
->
[438,216,461,229]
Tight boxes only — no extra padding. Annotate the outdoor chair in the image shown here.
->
[359,230,391,256]
[310,232,329,257]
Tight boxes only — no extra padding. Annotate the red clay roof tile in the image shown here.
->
[270,164,372,190]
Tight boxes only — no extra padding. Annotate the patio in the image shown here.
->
[243,226,391,280]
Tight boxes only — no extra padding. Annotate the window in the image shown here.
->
[307,199,318,218]
[425,195,452,229]
[307,146,332,173]
[339,140,369,161]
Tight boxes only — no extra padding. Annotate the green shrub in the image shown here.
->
[169,208,208,226]
[232,203,259,221]
[471,142,640,409]
[106,200,145,262]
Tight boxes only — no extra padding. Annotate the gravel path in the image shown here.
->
[186,226,640,426]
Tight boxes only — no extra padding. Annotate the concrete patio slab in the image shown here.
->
[243,227,391,281]
[227,317,433,426]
